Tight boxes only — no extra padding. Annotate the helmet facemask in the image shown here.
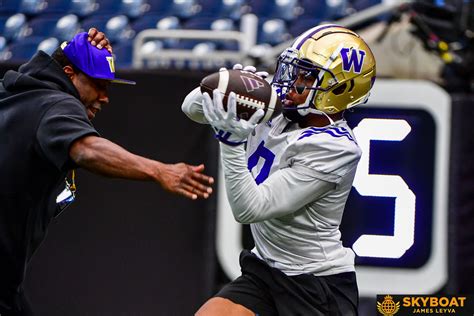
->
[272,48,339,104]
[271,47,340,123]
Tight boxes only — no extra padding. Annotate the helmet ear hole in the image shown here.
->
[348,79,355,92]
[332,82,347,95]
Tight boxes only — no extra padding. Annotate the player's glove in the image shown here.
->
[202,89,264,146]
[219,63,269,79]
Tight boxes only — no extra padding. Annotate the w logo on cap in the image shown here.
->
[340,48,366,74]
[106,56,115,73]
[241,75,264,92]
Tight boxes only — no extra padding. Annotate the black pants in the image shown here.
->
[216,250,359,316]
[0,287,34,316]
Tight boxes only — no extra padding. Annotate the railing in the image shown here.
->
[132,1,412,70]
[132,14,258,69]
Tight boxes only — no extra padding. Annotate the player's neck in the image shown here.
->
[299,112,344,128]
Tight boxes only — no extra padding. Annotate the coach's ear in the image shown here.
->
[63,65,76,79]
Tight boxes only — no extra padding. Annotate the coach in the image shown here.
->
[0,29,213,315]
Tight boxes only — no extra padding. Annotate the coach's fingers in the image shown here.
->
[190,164,214,185]
[181,183,209,199]
[177,186,198,200]
[87,28,98,41]
[87,28,113,52]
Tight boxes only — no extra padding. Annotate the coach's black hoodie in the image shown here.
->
[0,51,98,313]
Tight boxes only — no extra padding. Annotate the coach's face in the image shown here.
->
[64,65,110,120]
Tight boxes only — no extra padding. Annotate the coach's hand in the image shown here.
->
[87,27,113,53]
[157,163,214,200]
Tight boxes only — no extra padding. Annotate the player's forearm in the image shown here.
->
[220,144,295,223]
[220,143,334,223]
[70,135,160,181]
[181,87,208,124]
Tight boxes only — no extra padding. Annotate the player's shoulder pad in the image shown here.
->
[283,125,362,180]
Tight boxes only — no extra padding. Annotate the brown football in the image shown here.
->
[200,69,282,123]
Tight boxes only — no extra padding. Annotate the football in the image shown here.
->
[200,69,282,123]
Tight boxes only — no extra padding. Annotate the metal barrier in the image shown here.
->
[132,14,258,69]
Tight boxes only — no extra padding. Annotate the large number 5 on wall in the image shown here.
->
[352,118,416,259]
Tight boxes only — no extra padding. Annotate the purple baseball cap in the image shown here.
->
[61,32,136,85]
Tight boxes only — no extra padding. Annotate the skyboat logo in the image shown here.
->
[377,295,400,316]
[376,295,471,315]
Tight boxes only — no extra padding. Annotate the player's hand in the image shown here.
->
[202,89,264,146]
[158,163,214,200]
[87,28,113,53]
[219,63,269,79]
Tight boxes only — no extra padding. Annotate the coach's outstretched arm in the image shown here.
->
[70,135,213,200]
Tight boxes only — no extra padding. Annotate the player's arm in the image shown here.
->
[219,143,334,223]
[181,87,209,124]
[197,88,332,220]
[69,135,213,199]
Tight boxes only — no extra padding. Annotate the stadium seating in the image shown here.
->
[91,0,121,16]
[3,13,29,42]
[0,0,21,15]
[3,36,45,62]
[105,15,134,44]
[81,15,113,34]
[147,0,200,19]
[23,13,79,42]
[28,15,63,38]
[0,15,10,35]
[257,18,291,46]
[0,0,382,68]
[54,14,80,41]
[69,0,99,17]
[19,0,48,16]
[249,0,302,21]
[0,36,6,52]
[41,0,71,14]
[289,17,322,38]
[37,36,60,55]
[351,0,382,12]
[130,13,166,33]
[113,41,134,67]
[196,0,247,20]
[120,0,150,19]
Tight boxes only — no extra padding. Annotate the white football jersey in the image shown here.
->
[244,114,361,276]
[181,88,362,276]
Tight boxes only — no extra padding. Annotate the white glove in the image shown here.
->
[202,89,264,146]
[220,63,269,79]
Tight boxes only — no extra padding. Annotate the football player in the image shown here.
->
[182,25,376,316]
